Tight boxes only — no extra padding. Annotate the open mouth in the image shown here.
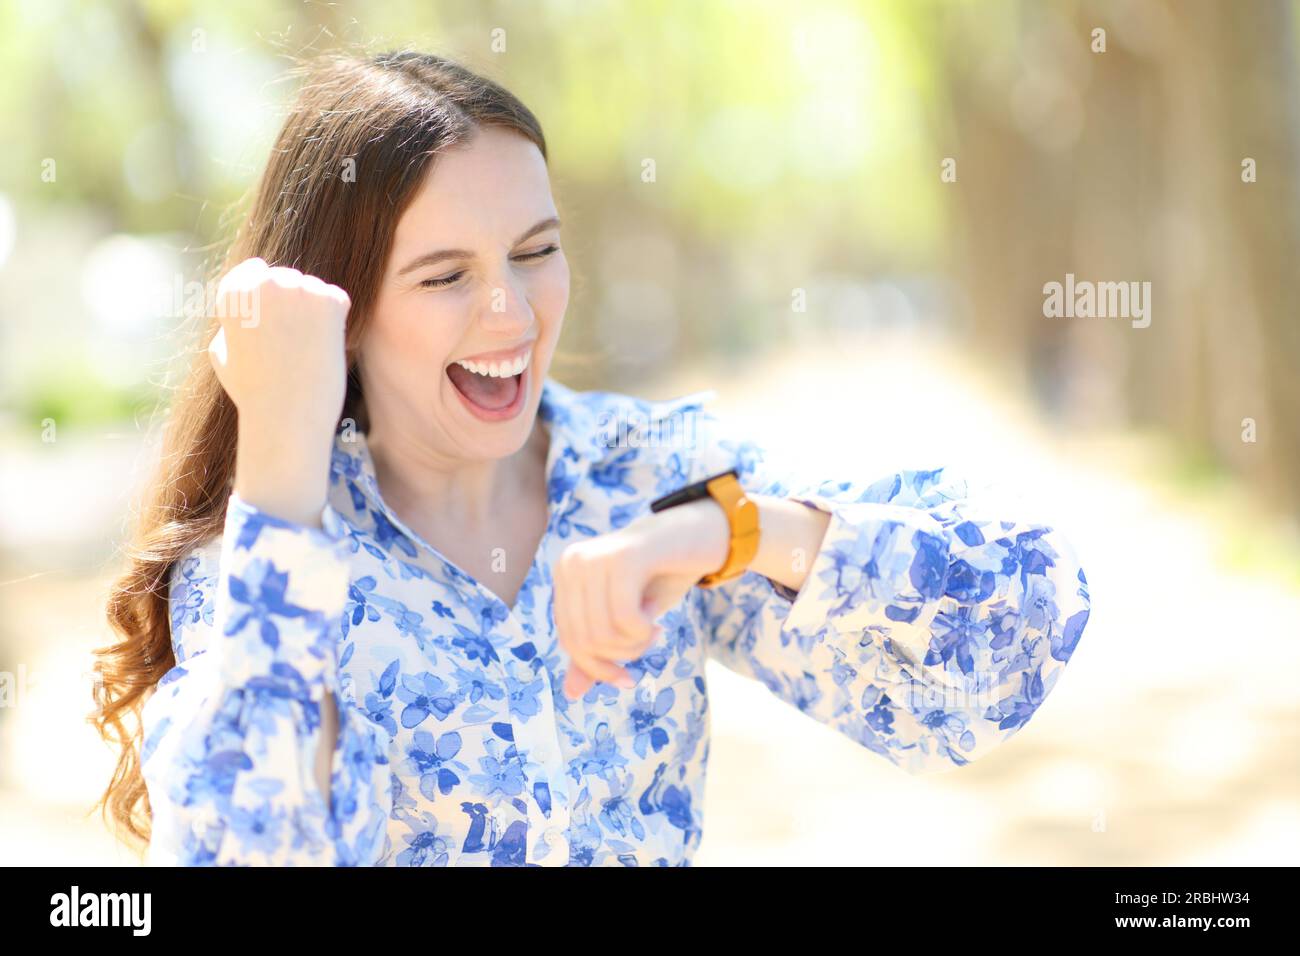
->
[445,350,529,417]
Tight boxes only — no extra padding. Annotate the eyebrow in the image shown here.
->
[396,217,562,277]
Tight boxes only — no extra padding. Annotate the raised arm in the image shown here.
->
[137,256,393,862]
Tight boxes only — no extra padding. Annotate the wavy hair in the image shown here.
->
[91,49,548,851]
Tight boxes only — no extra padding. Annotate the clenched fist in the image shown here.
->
[554,497,731,700]
[207,257,352,527]
[208,257,351,438]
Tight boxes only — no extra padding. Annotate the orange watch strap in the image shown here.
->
[697,472,761,588]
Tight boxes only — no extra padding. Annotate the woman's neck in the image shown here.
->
[365,416,550,533]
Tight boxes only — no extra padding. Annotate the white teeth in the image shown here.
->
[453,351,529,378]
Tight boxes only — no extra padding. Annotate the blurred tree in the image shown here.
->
[1,0,1296,519]
[918,0,1300,517]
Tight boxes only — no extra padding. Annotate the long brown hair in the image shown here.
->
[91,49,549,852]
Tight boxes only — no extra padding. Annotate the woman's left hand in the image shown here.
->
[554,497,729,700]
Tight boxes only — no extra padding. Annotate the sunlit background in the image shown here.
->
[2,0,1298,866]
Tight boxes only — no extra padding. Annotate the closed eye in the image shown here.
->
[516,243,560,261]
[419,244,560,289]
[420,271,466,289]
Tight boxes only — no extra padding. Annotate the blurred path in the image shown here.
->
[2,329,1298,865]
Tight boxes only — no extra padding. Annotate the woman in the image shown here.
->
[94,50,1091,866]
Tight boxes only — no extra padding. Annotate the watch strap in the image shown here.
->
[648,468,736,513]
[649,468,761,588]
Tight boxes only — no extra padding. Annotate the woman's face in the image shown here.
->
[359,124,569,462]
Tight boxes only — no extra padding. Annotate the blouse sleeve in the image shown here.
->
[139,493,393,865]
[685,406,1091,776]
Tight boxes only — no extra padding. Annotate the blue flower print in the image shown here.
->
[505,672,545,721]
[139,376,1090,865]
[224,559,314,651]
[628,686,676,759]
[467,743,528,800]
[449,622,501,667]
[405,729,469,799]
[395,672,458,728]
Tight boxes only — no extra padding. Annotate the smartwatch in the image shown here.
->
[649,468,761,588]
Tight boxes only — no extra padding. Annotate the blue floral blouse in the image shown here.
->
[140,375,1091,866]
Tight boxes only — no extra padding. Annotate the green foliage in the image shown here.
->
[17,364,160,429]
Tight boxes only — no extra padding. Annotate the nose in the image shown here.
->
[476,270,533,334]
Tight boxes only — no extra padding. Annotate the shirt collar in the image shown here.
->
[539,376,719,459]
[534,375,609,465]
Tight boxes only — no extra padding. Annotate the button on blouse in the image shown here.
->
[140,375,1091,865]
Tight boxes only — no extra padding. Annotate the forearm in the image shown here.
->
[747,494,831,593]
[234,421,333,529]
